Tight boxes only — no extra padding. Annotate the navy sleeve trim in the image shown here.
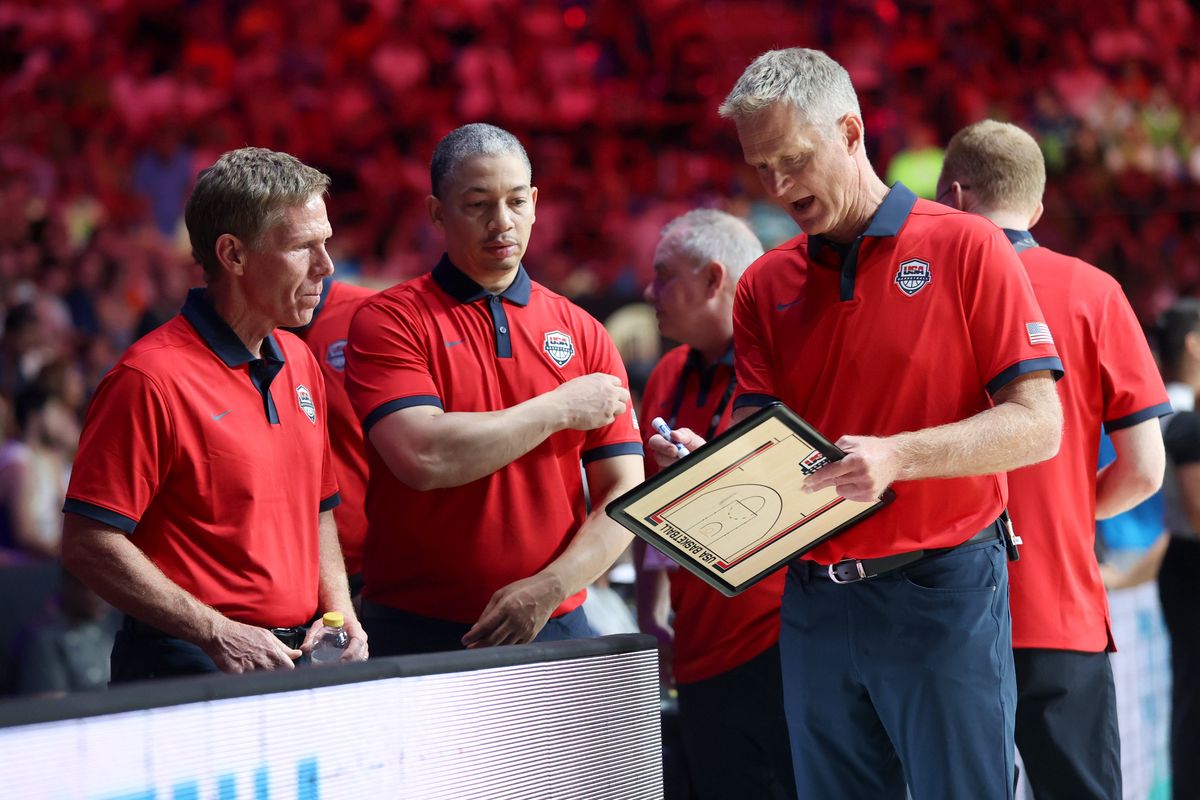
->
[986,357,1065,396]
[733,393,780,411]
[1104,402,1174,433]
[319,492,342,513]
[362,395,444,434]
[581,442,645,465]
[62,499,138,535]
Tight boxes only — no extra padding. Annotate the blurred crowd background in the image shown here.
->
[0,0,1198,696]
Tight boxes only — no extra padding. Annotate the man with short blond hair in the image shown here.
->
[939,119,1169,800]
[936,119,1047,213]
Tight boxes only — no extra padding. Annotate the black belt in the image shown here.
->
[802,520,1003,584]
[122,616,309,650]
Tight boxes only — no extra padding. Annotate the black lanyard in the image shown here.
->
[667,355,737,441]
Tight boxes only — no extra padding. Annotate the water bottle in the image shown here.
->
[310,611,349,665]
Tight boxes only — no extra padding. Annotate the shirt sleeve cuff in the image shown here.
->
[362,394,444,434]
[985,357,1065,396]
[732,392,780,411]
[319,492,342,513]
[62,498,138,535]
[1104,401,1174,433]
[581,441,644,465]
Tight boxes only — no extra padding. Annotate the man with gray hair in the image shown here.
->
[650,49,1065,798]
[939,120,1169,800]
[345,123,644,655]
[637,209,796,800]
[63,147,368,680]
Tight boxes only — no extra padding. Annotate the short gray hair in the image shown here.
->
[719,48,860,134]
[430,123,532,198]
[655,209,764,282]
[185,147,330,280]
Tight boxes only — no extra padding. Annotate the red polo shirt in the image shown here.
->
[733,184,1064,563]
[641,344,784,684]
[287,278,375,576]
[64,288,340,627]
[1004,231,1170,652]
[345,256,643,623]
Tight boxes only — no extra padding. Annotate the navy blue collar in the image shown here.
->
[281,277,333,334]
[432,254,531,306]
[805,183,918,301]
[807,182,917,262]
[181,288,285,368]
[686,344,735,370]
[1002,229,1039,253]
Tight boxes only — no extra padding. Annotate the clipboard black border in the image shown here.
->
[606,403,895,597]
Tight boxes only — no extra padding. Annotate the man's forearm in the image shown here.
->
[372,394,563,490]
[373,373,630,491]
[315,510,358,623]
[538,456,642,599]
[1095,418,1165,520]
[61,515,225,645]
[891,374,1062,481]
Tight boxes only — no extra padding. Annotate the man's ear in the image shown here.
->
[948,182,968,211]
[214,233,247,277]
[426,195,444,231]
[1186,329,1200,364]
[704,260,728,299]
[842,114,865,155]
[1028,201,1045,229]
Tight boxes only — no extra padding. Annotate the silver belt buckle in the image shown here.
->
[828,559,868,584]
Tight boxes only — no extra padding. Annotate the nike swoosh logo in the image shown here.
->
[444,340,465,348]
[776,298,802,311]
[211,410,232,421]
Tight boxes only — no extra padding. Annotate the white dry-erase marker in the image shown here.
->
[651,416,690,456]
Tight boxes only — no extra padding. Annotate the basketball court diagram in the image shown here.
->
[644,433,846,570]
[659,483,783,564]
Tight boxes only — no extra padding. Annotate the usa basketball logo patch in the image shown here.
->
[543,330,576,368]
[895,258,931,296]
[295,384,317,424]
[799,449,830,475]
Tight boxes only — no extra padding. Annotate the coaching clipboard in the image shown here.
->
[606,403,894,597]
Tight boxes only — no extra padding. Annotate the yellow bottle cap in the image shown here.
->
[322,611,345,628]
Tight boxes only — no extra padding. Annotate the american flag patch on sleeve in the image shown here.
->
[1026,322,1054,346]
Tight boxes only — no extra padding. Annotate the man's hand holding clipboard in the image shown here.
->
[611,403,895,596]
[799,435,900,503]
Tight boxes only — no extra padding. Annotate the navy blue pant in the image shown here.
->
[675,644,797,800]
[363,602,594,657]
[1159,536,1200,800]
[1013,648,1121,800]
[110,626,219,683]
[779,537,1015,799]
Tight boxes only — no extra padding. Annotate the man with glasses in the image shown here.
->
[939,119,1169,800]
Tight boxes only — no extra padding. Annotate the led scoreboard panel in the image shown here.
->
[0,635,662,799]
